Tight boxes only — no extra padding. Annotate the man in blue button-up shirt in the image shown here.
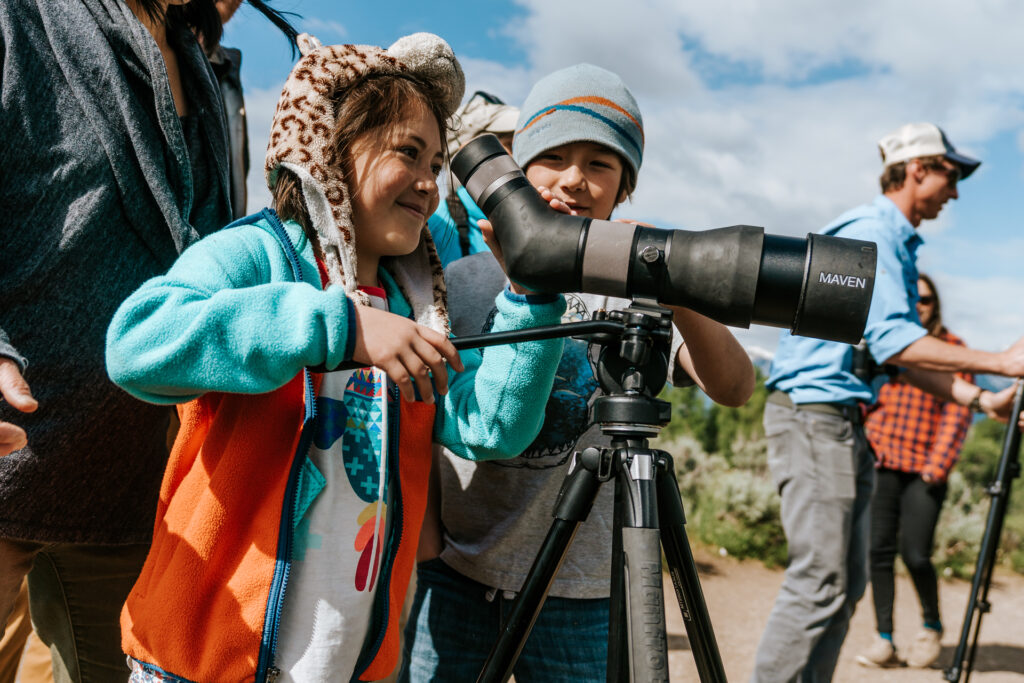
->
[752,123,1024,682]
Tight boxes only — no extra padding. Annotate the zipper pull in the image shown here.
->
[266,667,282,683]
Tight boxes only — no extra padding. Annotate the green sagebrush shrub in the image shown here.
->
[657,377,1024,576]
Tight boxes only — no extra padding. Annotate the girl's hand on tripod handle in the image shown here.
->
[349,305,463,403]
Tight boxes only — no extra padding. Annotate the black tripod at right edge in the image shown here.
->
[454,302,726,683]
[945,379,1024,682]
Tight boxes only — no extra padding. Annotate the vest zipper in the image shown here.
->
[255,208,319,682]
[254,381,316,682]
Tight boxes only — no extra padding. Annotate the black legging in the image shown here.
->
[869,467,948,633]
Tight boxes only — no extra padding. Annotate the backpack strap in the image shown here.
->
[446,194,472,258]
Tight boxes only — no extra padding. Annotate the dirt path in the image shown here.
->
[666,547,1024,682]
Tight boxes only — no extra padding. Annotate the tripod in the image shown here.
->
[453,302,726,683]
[944,379,1024,683]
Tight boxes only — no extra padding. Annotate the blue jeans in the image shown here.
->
[399,558,608,682]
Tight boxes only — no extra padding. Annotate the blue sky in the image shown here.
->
[224,0,1023,357]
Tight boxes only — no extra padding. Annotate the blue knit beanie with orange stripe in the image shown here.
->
[513,63,644,184]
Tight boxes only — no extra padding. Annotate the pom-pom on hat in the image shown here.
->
[265,32,465,333]
[513,64,643,183]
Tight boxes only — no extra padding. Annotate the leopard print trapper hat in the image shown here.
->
[266,32,465,334]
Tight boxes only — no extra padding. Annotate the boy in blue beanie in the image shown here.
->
[400,63,756,681]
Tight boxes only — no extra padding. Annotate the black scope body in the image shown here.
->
[451,134,878,344]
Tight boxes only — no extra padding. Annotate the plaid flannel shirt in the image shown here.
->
[864,329,973,483]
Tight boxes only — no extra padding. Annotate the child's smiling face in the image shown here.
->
[524,141,626,220]
[349,99,444,260]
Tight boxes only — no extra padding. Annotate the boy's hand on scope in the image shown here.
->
[350,305,463,404]
[535,186,577,216]
[478,219,538,296]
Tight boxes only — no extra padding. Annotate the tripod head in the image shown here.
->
[452,300,676,439]
[578,301,674,439]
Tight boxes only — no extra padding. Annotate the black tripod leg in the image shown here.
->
[946,380,1023,683]
[946,477,1010,683]
[616,449,670,683]
[477,451,603,683]
[656,454,727,683]
[963,548,1000,683]
[607,475,630,683]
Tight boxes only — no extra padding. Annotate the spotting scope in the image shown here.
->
[450,134,877,343]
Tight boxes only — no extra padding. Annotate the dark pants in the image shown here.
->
[0,539,150,683]
[869,468,947,634]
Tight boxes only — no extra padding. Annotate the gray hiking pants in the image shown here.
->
[751,398,874,683]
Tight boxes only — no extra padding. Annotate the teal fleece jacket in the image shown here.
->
[106,213,566,461]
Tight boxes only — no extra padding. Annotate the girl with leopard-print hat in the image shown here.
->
[105,32,567,683]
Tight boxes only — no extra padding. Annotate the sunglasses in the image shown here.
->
[929,162,960,188]
[918,295,935,305]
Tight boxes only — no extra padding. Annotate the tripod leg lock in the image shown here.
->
[577,446,616,481]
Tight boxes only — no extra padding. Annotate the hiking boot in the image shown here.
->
[906,628,942,668]
[856,635,903,668]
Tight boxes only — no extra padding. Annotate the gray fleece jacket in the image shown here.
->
[0,0,232,543]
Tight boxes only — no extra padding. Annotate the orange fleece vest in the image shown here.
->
[121,372,435,682]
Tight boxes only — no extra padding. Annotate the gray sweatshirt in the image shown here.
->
[0,0,232,543]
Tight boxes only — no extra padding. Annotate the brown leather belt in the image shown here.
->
[767,390,864,424]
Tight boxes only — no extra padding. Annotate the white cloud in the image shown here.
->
[457,56,534,109]
[503,0,702,96]
[301,18,348,42]
[927,273,1024,351]
[497,0,1024,355]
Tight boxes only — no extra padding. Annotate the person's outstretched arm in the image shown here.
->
[905,369,1023,427]
[888,334,1024,376]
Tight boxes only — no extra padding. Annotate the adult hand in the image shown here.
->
[979,380,1024,429]
[999,336,1024,377]
[350,305,463,404]
[0,358,38,457]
